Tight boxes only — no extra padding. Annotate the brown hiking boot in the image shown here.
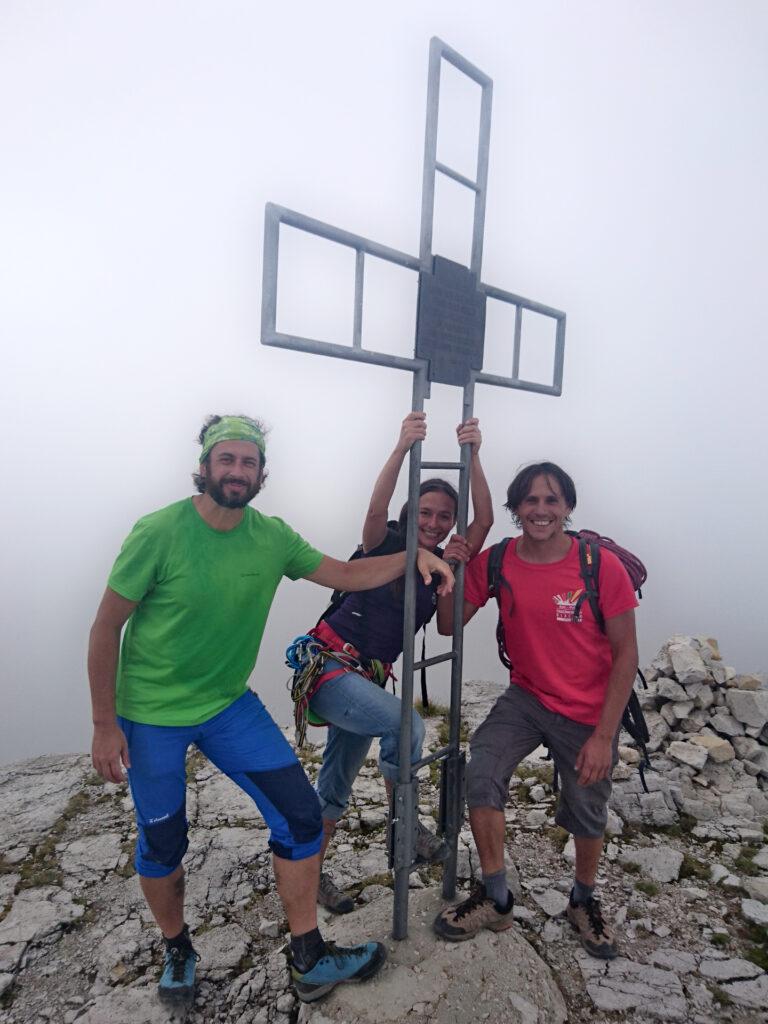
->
[317,872,355,915]
[566,894,618,959]
[415,821,449,864]
[433,884,514,942]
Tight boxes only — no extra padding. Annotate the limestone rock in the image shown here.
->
[657,678,688,702]
[719,973,768,1010]
[618,745,640,765]
[0,886,84,945]
[359,883,391,904]
[728,673,765,691]
[667,741,708,771]
[741,897,768,926]
[751,748,768,777]
[689,734,735,763]
[578,952,687,1019]
[316,887,568,1024]
[743,876,768,904]
[668,643,709,686]
[725,688,768,729]
[680,710,708,732]
[59,832,124,877]
[530,888,569,917]
[698,956,763,981]
[709,711,744,737]
[610,774,679,827]
[643,711,671,753]
[670,701,695,721]
[0,754,93,854]
[619,845,683,883]
[649,948,697,973]
[193,922,251,978]
[78,984,181,1023]
[690,684,715,711]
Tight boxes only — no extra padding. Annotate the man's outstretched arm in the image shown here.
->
[304,548,454,597]
[88,588,138,783]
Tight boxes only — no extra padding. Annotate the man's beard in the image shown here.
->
[206,476,261,509]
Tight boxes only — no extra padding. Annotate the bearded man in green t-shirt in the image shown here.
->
[88,414,453,1007]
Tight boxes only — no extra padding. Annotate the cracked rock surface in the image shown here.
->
[0,635,766,1024]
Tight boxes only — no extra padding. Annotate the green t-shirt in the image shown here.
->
[108,498,323,726]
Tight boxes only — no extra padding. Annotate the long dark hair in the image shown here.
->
[397,478,458,532]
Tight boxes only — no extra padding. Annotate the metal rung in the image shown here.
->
[435,161,480,192]
[413,745,450,770]
[421,461,464,470]
[413,652,455,671]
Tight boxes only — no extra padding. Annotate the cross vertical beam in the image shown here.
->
[419,38,493,277]
[261,36,567,941]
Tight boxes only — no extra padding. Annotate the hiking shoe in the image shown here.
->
[433,884,514,942]
[318,871,355,915]
[566,893,618,959]
[291,940,387,1003]
[158,939,201,1004]
[415,821,449,864]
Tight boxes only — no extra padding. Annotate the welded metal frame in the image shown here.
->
[261,36,566,940]
[261,204,565,398]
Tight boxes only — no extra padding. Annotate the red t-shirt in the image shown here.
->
[464,537,638,726]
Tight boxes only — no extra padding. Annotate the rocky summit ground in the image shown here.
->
[1,636,767,1024]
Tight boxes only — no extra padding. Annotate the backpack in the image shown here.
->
[316,521,433,707]
[487,530,652,791]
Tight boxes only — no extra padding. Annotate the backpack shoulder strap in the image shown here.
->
[316,541,366,625]
[487,538,513,670]
[487,537,513,598]
[574,537,605,632]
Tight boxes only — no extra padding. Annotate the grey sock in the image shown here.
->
[482,869,511,909]
[571,879,594,905]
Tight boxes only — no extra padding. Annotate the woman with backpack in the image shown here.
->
[292,411,493,914]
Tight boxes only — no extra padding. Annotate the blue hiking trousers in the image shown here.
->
[119,690,322,877]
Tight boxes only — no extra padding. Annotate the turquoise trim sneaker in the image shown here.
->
[158,940,201,1004]
[291,940,387,1003]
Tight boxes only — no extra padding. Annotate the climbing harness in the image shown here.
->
[285,623,393,748]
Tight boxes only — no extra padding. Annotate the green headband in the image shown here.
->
[199,416,266,463]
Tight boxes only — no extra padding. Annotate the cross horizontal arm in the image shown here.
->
[481,281,566,320]
[262,202,426,373]
[263,329,427,373]
[264,203,420,272]
[475,370,563,397]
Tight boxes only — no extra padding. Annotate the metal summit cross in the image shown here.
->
[261,37,566,939]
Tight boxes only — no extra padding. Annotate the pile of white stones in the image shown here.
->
[610,636,768,835]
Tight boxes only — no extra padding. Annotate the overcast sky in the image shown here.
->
[1,1,766,766]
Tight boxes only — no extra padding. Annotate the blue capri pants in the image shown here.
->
[119,690,322,877]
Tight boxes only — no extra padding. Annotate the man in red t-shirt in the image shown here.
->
[433,462,638,959]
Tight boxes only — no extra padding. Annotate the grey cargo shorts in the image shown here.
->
[466,685,619,838]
